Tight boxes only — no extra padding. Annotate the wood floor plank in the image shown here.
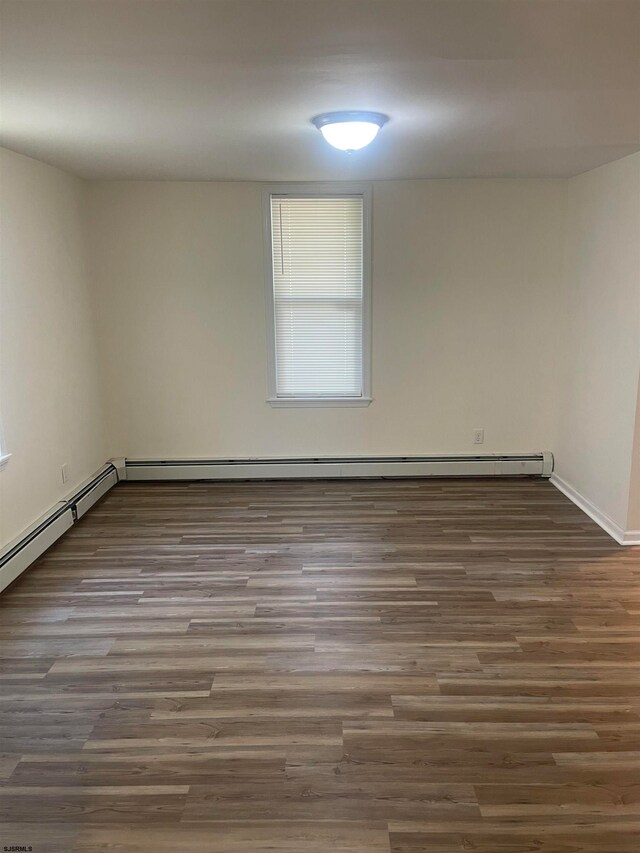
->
[0,477,638,850]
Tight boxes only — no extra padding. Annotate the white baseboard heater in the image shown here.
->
[0,454,552,595]
[0,463,119,594]
[125,452,554,481]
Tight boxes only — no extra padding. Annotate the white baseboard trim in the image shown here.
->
[0,506,74,594]
[125,452,554,482]
[0,452,560,597]
[549,473,638,546]
[0,462,119,594]
[110,457,127,481]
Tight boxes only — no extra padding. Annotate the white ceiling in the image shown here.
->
[1,0,639,181]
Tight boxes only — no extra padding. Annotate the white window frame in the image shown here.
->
[263,183,372,407]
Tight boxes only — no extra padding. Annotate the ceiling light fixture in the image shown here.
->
[311,111,389,152]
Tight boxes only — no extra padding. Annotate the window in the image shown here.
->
[265,185,371,406]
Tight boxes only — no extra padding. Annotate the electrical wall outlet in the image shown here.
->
[473,429,484,445]
[61,463,69,484]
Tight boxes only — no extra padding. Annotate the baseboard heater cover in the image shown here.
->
[125,452,554,481]
[0,463,119,594]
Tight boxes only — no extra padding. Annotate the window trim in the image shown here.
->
[262,182,372,408]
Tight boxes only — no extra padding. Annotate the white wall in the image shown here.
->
[87,178,567,459]
[0,148,108,549]
[554,151,640,537]
[627,372,640,534]
[2,149,637,548]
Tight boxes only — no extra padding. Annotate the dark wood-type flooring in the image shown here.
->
[1,477,640,852]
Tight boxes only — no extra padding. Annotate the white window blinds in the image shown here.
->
[270,195,365,399]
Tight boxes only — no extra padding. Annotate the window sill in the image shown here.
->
[268,397,372,408]
[0,453,11,471]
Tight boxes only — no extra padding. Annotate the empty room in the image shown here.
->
[1,1,640,851]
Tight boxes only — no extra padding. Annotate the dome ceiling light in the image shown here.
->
[311,111,389,152]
